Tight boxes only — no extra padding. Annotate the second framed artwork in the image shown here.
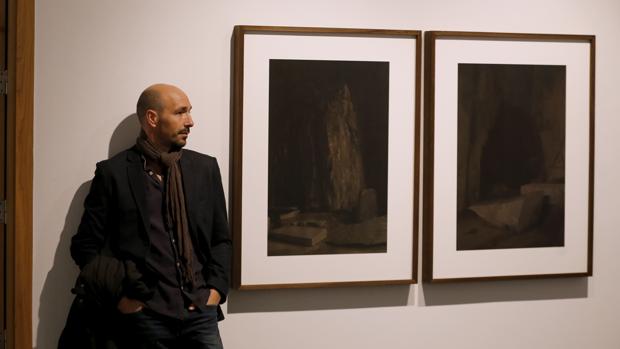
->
[423,31,595,282]
[231,26,421,289]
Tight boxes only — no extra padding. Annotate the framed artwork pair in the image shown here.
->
[230,26,595,289]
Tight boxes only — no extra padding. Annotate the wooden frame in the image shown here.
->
[5,0,34,347]
[231,25,421,289]
[423,31,595,283]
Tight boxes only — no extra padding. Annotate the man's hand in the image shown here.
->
[206,289,221,305]
[117,296,146,314]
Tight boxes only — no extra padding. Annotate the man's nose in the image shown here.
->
[185,114,194,128]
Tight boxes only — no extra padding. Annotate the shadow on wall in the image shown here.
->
[228,285,411,313]
[421,277,588,306]
[35,180,89,349]
[108,114,141,158]
[35,114,140,349]
[228,277,588,314]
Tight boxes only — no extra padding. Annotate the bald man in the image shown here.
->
[70,84,231,348]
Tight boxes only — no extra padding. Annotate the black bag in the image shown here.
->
[58,255,152,349]
[57,265,122,349]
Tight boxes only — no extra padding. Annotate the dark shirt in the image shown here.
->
[142,163,211,319]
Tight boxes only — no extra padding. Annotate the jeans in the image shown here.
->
[118,305,224,349]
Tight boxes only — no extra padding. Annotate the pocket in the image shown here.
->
[204,304,219,318]
[201,304,220,325]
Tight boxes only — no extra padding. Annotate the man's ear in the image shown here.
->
[145,109,158,128]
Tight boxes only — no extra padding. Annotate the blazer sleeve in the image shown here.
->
[206,158,232,303]
[70,162,111,269]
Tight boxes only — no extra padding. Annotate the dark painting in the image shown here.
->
[267,59,389,256]
[457,63,566,250]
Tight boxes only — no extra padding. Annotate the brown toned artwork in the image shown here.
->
[267,59,389,256]
[423,31,593,282]
[457,63,566,250]
[232,26,420,288]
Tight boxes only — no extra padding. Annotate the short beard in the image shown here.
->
[170,141,185,152]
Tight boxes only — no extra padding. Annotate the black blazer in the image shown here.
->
[70,146,232,302]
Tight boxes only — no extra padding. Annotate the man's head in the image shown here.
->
[136,83,194,152]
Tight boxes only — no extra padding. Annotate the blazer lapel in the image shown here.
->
[126,148,150,235]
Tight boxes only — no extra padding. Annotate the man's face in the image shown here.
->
[153,88,194,150]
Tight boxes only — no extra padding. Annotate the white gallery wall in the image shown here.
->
[33,0,620,348]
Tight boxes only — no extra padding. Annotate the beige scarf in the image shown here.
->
[136,137,195,287]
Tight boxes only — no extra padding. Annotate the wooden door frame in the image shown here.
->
[6,0,34,347]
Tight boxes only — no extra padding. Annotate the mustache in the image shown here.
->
[178,128,190,135]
